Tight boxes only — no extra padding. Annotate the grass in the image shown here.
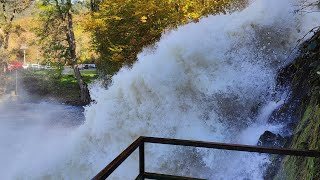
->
[21,69,98,105]
[64,70,97,83]
[79,70,97,75]
[32,69,98,83]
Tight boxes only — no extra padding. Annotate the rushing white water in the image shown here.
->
[1,0,320,179]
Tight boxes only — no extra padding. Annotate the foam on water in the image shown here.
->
[1,0,320,179]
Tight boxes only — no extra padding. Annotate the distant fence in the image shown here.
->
[92,136,320,180]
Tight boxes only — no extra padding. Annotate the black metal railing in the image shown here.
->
[92,136,320,180]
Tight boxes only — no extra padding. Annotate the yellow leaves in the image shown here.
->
[140,16,148,23]
[187,12,200,20]
[90,0,235,73]
[111,53,124,62]
[112,16,123,21]
[108,45,126,53]
[108,46,123,52]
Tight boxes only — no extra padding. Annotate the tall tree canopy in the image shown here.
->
[0,0,34,50]
[87,0,245,75]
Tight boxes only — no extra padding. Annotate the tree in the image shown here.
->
[86,0,243,75]
[0,0,34,94]
[37,0,91,104]
[89,0,101,12]
[0,0,34,51]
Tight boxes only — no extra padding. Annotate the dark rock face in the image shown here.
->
[257,131,287,148]
[263,155,283,180]
[262,31,320,180]
[257,131,288,180]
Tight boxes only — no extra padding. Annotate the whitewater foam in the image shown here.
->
[2,0,320,179]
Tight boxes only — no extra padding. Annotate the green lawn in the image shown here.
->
[80,70,97,75]
[62,69,98,84]
[21,69,98,104]
[32,69,98,83]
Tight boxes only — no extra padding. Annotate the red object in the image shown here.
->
[8,61,23,70]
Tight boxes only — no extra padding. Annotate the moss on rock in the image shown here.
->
[275,101,320,180]
[274,31,320,180]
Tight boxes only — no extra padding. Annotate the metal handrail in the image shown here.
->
[92,136,320,180]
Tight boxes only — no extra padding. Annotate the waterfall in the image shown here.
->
[1,0,319,179]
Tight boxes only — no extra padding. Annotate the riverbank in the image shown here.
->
[19,69,97,106]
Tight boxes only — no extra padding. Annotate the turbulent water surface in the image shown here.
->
[1,0,320,179]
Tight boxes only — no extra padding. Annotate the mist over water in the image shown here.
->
[0,96,84,179]
[1,0,320,179]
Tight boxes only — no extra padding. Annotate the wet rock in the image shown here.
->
[282,122,297,136]
[257,131,286,148]
[263,154,283,180]
[258,131,288,180]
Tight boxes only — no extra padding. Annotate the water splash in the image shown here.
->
[1,0,320,179]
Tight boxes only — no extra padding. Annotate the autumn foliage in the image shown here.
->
[86,0,244,74]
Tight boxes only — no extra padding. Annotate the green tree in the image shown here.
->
[36,0,91,104]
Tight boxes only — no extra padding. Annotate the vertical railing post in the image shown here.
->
[139,142,145,179]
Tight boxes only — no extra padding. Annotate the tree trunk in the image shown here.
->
[2,30,10,50]
[90,0,100,11]
[66,10,91,105]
